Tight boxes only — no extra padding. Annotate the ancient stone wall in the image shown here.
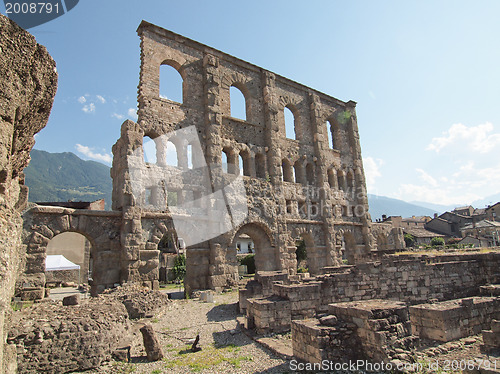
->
[111,21,375,294]
[243,252,500,333]
[0,14,57,373]
[18,206,122,298]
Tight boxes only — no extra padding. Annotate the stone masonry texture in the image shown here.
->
[0,13,57,373]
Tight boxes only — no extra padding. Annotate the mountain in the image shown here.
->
[24,150,454,219]
[408,200,455,214]
[25,149,112,209]
[472,193,500,209]
[368,194,439,221]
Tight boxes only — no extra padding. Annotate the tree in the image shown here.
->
[295,239,307,263]
[172,254,186,281]
[404,233,415,248]
[431,237,445,247]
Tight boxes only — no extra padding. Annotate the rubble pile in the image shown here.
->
[103,284,171,319]
[8,297,131,373]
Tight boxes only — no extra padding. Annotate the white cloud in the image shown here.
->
[427,122,500,154]
[416,168,438,187]
[111,113,125,120]
[75,144,112,164]
[96,95,106,104]
[82,103,96,113]
[363,157,383,192]
[127,107,138,120]
[395,184,481,206]
[77,96,86,104]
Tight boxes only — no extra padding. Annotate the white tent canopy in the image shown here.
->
[45,255,81,271]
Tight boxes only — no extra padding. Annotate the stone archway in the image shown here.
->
[232,222,278,273]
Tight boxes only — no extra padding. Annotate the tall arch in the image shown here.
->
[232,223,278,273]
[46,232,91,284]
[327,117,341,151]
[159,62,184,103]
[284,105,298,140]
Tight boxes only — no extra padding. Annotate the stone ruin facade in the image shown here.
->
[0,13,58,373]
[15,20,386,302]
[110,20,376,294]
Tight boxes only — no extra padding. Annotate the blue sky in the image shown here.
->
[2,0,500,206]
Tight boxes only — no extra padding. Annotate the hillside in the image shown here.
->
[25,150,452,218]
[25,149,112,209]
[367,194,440,221]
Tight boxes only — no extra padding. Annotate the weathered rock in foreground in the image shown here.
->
[140,324,164,361]
[8,297,131,373]
[0,12,57,373]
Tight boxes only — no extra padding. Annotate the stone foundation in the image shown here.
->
[241,252,500,334]
[410,297,500,342]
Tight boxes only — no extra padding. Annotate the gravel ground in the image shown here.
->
[85,290,291,374]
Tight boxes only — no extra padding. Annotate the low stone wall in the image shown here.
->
[410,297,500,342]
[245,296,290,334]
[242,252,500,333]
[481,319,500,354]
[292,299,416,365]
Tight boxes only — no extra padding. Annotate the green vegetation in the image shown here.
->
[25,149,112,209]
[431,237,445,247]
[164,343,252,371]
[239,254,255,274]
[297,266,308,273]
[295,239,307,263]
[404,233,416,248]
[172,254,186,281]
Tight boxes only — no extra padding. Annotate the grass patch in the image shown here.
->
[164,343,252,371]
[111,361,136,373]
[11,300,33,311]
[151,318,159,323]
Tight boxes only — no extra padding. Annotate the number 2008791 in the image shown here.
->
[5,2,61,14]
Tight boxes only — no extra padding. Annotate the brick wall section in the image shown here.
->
[410,297,500,342]
[243,252,500,333]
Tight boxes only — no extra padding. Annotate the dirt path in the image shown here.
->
[89,290,291,373]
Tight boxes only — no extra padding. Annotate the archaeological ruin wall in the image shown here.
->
[0,14,57,373]
[111,21,376,294]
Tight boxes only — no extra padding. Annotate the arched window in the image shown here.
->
[240,150,252,177]
[143,136,157,164]
[327,168,337,189]
[159,63,183,103]
[294,161,304,184]
[282,159,293,182]
[326,120,334,149]
[222,149,229,174]
[328,119,340,151]
[165,141,178,167]
[230,85,247,121]
[284,106,296,140]
[187,144,193,169]
[255,153,266,179]
[238,154,244,176]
